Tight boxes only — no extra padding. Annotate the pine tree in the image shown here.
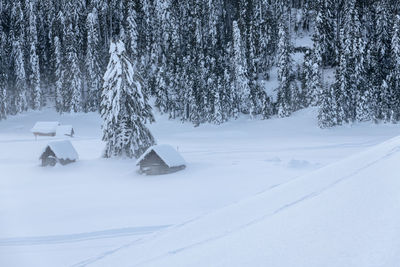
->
[276,16,294,117]
[63,10,82,113]
[313,0,335,67]
[0,20,7,120]
[101,40,155,158]
[54,35,64,113]
[318,84,338,128]
[232,20,251,115]
[126,1,138,59]
[28,0,42,110]
[12,39,28,114]
[85,8,102,112]
[387,14,400,122]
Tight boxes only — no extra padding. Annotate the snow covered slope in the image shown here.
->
[90,136,400,267]
[1,108,400,266]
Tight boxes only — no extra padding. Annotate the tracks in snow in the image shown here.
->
[0,225,170,246]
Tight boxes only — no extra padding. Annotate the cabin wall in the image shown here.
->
[140,151,167,168]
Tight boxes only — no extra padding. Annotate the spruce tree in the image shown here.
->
[63,16,82,113]
[318,84,338,128]
[276,16,293,117]
[232,20,251,115]
[54,35,64,113]
[85,8,102,112]
[101,40,155,158]
[12,39,28,114]
[28,0,42,110]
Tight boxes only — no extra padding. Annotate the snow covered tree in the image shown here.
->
[126,1,138,60]
[232,20,251,115]
[0,22,7,120]
[386,14,400,122]
[318,84,338,128]
[63,15,82,113]
[313,0,335,67]
[101,40,155,158]
[54,35,64,113]
[12,40,28,114]
[85,8,102,111]
[28,0,42,110]
[276,16,294,117]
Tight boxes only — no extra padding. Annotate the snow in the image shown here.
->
[30,121,60,134]
[136,144,186,168]
[97,135,400,267]
[1,107,400,266]
[42,140,79,161]
[56,125,74,137]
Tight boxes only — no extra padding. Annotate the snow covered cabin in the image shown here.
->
[56,125,75,137]
[40,140,79,167]
[31,121,60,138]
[136,145,186,175]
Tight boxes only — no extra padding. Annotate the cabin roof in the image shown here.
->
[136,144,186,168]
[56,125,74,136]
[31,121,60,134]
[41,140,79,161]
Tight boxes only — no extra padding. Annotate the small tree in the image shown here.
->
[101,40,155,158]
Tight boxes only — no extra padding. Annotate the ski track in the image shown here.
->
[70,238,145,267]
[0,225,170,246]
[120,145,400,267]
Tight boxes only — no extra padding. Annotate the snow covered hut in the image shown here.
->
[56,125,75,137]
[136,145,186,175]
[31,121,60,138]
[40,140,79,167]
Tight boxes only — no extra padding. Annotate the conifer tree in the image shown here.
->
[101,40,155,158]
[54,35,64,113]
[276,16,294,117]
[232,20,251,114]
[63,13,82,113]
[12,39,28,114]
[318,84,337,128]
[0,22,7,120]
[28,0,42,110]
[85,8,102,111]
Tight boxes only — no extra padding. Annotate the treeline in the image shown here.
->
[0,0,399,128]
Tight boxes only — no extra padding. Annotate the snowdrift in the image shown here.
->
[91,136,400,267]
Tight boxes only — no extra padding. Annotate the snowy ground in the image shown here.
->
[1,108,400,266]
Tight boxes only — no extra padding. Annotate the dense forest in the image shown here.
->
[0,0,399,128]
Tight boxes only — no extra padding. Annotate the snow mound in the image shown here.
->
[136,144,186,168]
[287,159,319,169]
[42,140,79,161]
[95,136,400,267]
[30,121,60,134]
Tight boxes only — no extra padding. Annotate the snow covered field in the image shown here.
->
[1,108,400,267]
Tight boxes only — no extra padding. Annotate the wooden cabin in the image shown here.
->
[56,125,75,137]
[40,140,79,167]
[31,121,60,138]
[136,145,186,175]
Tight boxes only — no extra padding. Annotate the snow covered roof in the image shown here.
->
[41,140,79,161]
[31,121,60,134]
[56,125,74,136]
[136,145,186,168]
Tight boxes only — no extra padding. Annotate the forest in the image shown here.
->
[0,0,399,128]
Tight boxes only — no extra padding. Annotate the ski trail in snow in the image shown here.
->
[130,145,400,266]
[0,225,170,246]
[70,238,145,267]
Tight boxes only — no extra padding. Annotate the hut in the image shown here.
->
[56,125,75,137]
[31,121,60,139]
[136,145,186,175]
[40,140,79,167]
